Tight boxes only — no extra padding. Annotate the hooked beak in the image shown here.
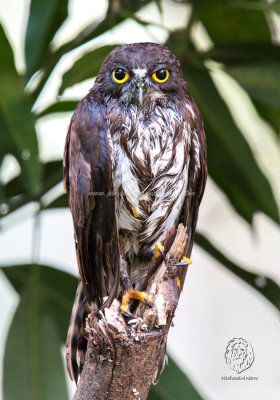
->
[136,82,145,106]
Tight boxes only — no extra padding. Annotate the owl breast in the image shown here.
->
[108,102,191,258]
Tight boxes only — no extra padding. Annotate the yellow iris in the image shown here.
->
[152,68,169,83]
[112,68,129,84]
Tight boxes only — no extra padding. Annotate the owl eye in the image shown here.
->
[112,68,129,83]
[152,68,169,83]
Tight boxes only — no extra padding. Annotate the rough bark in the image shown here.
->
[73,224,188,400]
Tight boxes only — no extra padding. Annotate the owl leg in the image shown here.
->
[120,257,152,318]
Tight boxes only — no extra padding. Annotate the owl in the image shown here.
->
[64,42,207,382]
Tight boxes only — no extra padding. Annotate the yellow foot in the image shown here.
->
[120,289,152,318]
[172,256,192,267]
[155,242,165,259]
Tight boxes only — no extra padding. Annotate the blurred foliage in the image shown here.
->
[3,265,77,400]
[0,0,280,399]
[0,25,41,196]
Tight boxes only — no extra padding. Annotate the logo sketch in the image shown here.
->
[224,338,254,374]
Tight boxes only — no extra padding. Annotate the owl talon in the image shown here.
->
[159,247,166,261]
[172,256,192,267]
[121,307,135,319]
[144,295,152,308]
[120,289,152,318]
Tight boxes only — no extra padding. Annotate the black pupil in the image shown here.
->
[156,69,167,80]
[115,68,126,80]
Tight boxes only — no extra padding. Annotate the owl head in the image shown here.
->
[94,42,187,107]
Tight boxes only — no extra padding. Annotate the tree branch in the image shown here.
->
[73,224,188,400]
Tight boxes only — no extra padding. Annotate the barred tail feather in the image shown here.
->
[66,282,87,383]
[153,344,168,384]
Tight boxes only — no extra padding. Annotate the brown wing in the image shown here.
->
[63,95,120,307]
[179,97,207,257]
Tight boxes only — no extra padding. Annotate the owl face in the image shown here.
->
[95,43,187,107]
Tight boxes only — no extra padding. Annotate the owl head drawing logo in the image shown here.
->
[225,338,255,374]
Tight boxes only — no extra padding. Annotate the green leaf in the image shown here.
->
[200,43,280,65]
[37,100,78,117]
[25,0,68,80]
[226,63,280,108]
[148,356,203,400]
[3,264,78,346]
[43,193,68,209]
[3,161,63,215]
[253,100,280,136]
[181,62,279,224]
[2,265,78,400]
[31,1,155,100]
[59,45,116,94]
[0,24,42,196]
[199,0,270,43]
[269,0,280,13]
[195,233,280,311]
[231,0,280,13]
[30,7,124,101]
[148,386,173,400]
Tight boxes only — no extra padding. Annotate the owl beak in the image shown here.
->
[135,82,145,106]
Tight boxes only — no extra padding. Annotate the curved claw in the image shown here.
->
[144,295,152,308]
[120,306,135,319]
[172,256,192,267]
[172,261,189,266]
[158,247,166,261]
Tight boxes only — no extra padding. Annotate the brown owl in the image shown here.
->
[64,42,207,382]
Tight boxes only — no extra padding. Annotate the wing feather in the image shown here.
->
[179,97,207,256]
[63,95,119,307]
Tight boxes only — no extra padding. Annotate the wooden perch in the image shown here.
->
[73,224,189,400]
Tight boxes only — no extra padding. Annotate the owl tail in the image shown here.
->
[153,344,168,384]
[66,281,89,383]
